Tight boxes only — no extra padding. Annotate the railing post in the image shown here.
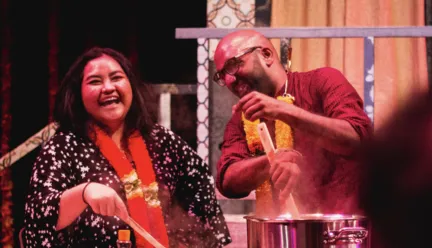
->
[158,92,171,129]
[364,37,375,126]
[196,38,210,164]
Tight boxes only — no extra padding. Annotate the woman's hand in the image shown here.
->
[83,182,129,221]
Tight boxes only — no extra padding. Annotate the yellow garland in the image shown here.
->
[242,95,295,216]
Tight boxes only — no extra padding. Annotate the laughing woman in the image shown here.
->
[23,47,231,248]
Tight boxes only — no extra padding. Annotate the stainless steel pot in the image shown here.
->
[245,214,370,248]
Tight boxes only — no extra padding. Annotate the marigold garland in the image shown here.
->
[242,95,295,216]
[242,116,262,155]
[274,95,295,149]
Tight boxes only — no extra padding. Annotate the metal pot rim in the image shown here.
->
[244,213,368,223]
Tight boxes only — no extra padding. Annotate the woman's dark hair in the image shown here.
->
[54,47,157,139]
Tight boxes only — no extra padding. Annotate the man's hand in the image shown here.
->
[232,91,286,121]
[269,149,302,200]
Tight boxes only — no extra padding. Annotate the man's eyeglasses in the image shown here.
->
[213,46,262,86]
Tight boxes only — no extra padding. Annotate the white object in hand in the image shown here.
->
[256,122,300,219]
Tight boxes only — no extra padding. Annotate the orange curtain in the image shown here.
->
[271,0,428,128]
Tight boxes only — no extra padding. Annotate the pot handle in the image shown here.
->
[323,227,368,245]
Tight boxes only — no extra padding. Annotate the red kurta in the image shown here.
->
[217,67,372,214]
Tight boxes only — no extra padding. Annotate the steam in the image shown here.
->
[155,182,229,246]
[255,131,363,218]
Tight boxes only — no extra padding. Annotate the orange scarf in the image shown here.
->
[93,127,169,247]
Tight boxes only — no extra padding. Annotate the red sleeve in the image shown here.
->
[216,111,251,198]
[314,67,373,141]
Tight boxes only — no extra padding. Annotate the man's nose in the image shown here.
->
[223,74,236,87]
